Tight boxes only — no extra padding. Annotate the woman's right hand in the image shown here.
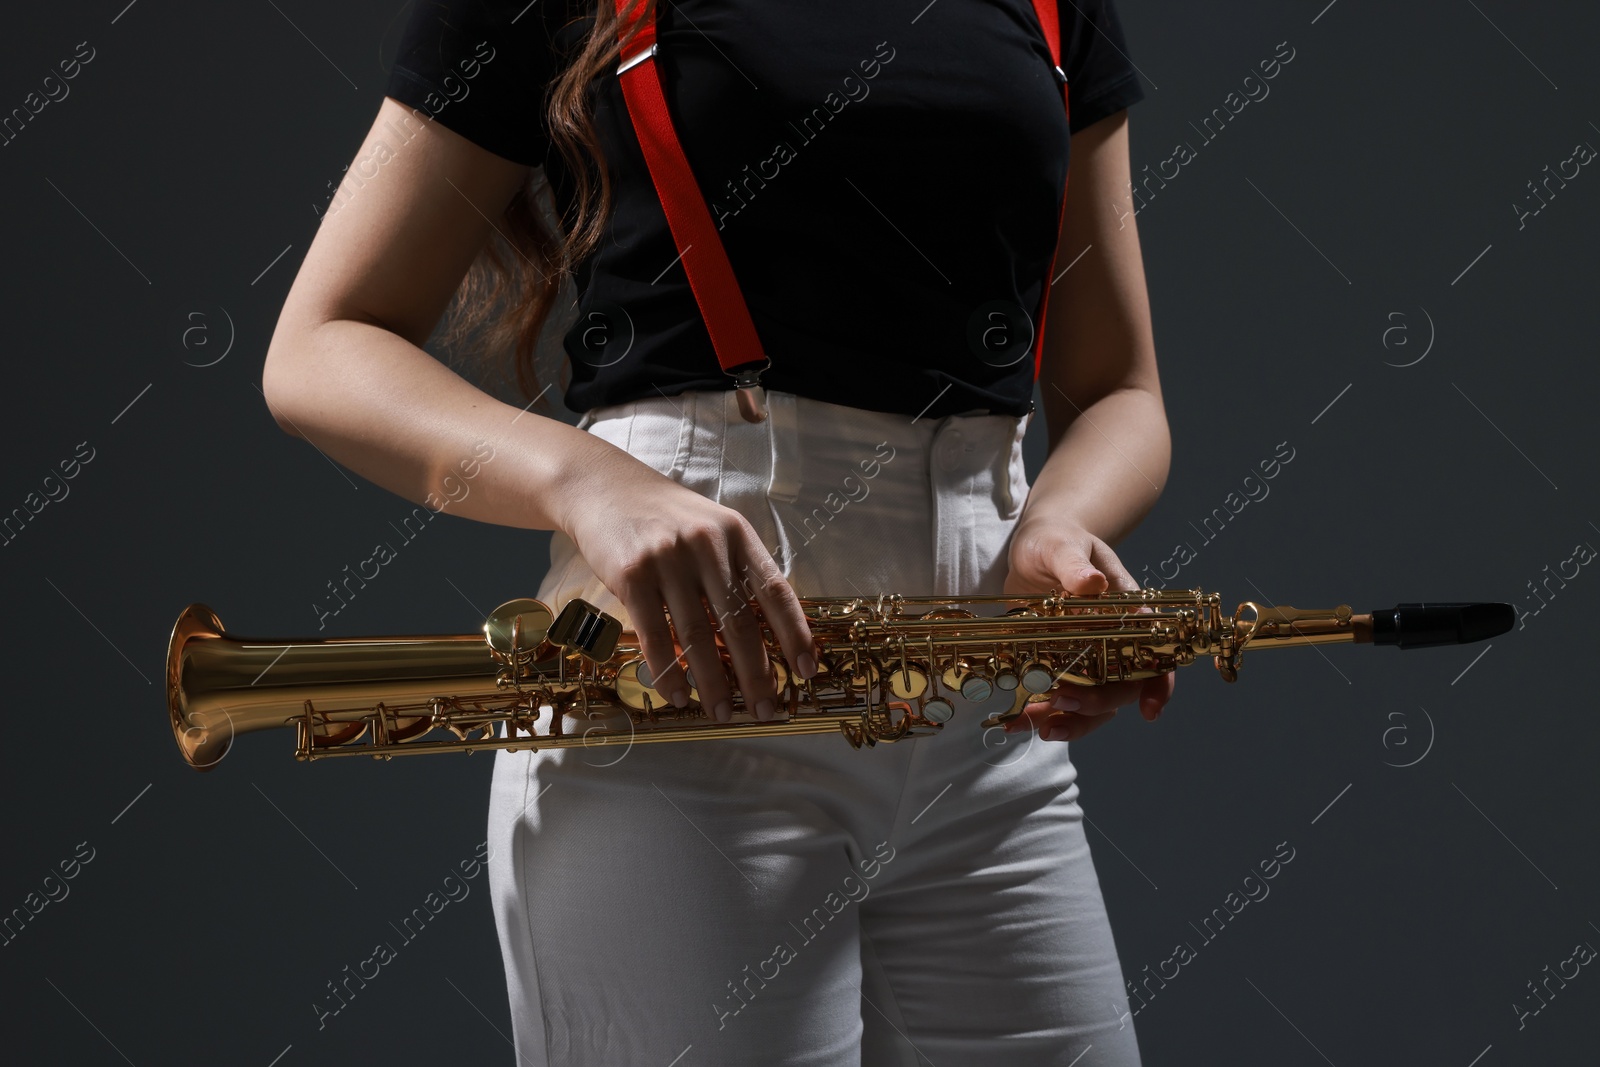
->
[560,443,817,723]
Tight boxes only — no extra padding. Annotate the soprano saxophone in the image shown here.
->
[164,589,1513,769]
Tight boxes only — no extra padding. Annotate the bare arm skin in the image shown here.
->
[262,97,816,722]
[1023,108,1169,552]
[262,98,591,534]
[1003,109,1178,742]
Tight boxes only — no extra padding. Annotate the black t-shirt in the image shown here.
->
[384,0,1145,419]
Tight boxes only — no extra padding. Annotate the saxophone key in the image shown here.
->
[941,661,994,702]
[483,598,554,658]
[1019,662,1056,694]
[841,659,879,691]
[615,657,664,712]
[888,663,929,700]
[990,654,1020,691]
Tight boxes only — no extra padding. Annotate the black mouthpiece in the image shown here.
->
[1369,602,1516,649]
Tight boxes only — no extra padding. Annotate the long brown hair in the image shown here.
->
[438,0,654,408]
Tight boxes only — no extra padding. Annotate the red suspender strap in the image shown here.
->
[1027,0,1072,385]
[612,0,771,421]
[612,0,1071,416]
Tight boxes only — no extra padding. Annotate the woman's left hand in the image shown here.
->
[1001,517,1176,742]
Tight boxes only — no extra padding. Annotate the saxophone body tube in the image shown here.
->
[164,590,1515,769]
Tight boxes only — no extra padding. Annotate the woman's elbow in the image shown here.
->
[261,330,315,438]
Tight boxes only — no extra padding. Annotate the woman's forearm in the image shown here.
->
[262,318,632,538]
[1021,384,1171,547]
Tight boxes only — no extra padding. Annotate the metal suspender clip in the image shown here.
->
[731,358,771,424]
[618,42,658,75]
[1053,65,1067,86]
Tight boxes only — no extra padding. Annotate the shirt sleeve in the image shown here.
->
[382,0,564,167]
[1059,0,1147,134]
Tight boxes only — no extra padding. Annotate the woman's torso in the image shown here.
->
[385,0,1144,419]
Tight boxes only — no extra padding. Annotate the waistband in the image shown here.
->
[572,390,1024,473]
[576,388,1032,512]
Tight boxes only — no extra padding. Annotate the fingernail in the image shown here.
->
[1142,697,1162,717]
[671,688,689,709]
[714,700,732,722]
[1051,694,1081,712]
[756,698,775,721]
[797,652,817,679]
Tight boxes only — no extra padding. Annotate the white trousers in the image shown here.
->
[487,390,1142,1066]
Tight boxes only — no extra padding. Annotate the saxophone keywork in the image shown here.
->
[164,589,1515,769]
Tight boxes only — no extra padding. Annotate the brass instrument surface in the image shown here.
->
[165,588,1511,769]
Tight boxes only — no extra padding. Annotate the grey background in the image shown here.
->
[2,0,1595,1064]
